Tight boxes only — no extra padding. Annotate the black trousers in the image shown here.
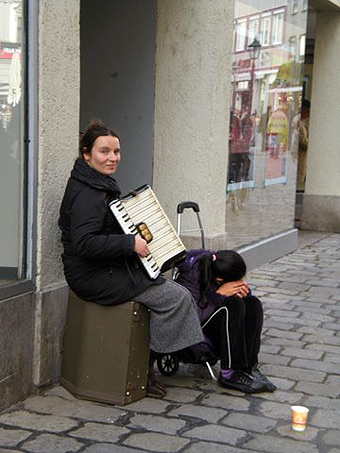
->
[201,295,263,371]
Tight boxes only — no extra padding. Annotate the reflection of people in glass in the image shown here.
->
[292,99,310,190]
[228,109,242,183]
[229,109,241,145]
[228,106,253,184]
[267,101,288,158]
[240,106,253,180]
[258,106,271,152]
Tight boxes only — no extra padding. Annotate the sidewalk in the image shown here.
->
[1,232,339,453]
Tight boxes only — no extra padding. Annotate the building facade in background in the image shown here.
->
[0,0,339,410]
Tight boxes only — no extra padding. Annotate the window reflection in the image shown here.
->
[236,19,247,51]
[272,10,284,44]
[228,0,308,192]
[261,14,271,47]
[0,0,26,286]
[299,34,306,58]
[249,16,259,42]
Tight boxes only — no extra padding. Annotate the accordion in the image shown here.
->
[109,185,186,279]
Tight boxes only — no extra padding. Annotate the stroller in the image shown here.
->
[156,201,219,381]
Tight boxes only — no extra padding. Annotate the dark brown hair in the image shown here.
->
[198,250,247,307]
[79,121,119,157]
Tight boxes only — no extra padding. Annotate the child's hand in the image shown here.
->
[216,280,249,298]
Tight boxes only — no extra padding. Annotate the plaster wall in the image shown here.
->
[153,0,233,237]
[33,0,80,386]
[1,0,80,409]
[301,12,340,232]
[305,12,340,197]
[37,0,80,291]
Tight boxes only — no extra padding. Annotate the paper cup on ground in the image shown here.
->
[291,406,309,431]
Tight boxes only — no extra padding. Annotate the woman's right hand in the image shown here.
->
[134,236,149,258]
[216,280,249,298]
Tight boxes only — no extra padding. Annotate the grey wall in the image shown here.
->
[153,0,233,235]
[0,293,35,411]
[38,0,80,289]
[302,12,340,232]
[80,0,156,194]
[0,0,80,412]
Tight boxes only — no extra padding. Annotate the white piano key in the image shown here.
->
[109,186,185,277]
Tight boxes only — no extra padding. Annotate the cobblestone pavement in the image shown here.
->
[1,232,340,453]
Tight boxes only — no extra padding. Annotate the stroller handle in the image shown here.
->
[177,201,200,214]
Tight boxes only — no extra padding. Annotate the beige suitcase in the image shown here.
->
[61,291,150,405]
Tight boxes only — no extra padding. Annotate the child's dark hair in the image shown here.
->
[199,250,247,307]
[79,120,119,157]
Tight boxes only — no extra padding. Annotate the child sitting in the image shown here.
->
[176,249,276,393]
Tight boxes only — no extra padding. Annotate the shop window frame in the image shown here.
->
[0,0,37,301]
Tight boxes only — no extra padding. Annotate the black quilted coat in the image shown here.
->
[58,158,162,305]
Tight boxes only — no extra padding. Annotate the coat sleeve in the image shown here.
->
[206,287,227,306]
[69,186,135,260]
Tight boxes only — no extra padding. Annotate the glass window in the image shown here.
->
[0,0,28,288]
[289,35,297,60]
[272,11,284,44]
[227,0,309,248]
[292,0,299,15]
[249,16,259,42]
[261,15,271,47]
[227,0,308,236]
[235,19,247,51]
[299,34,306,59]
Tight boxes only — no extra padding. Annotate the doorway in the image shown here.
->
[80,0,157,194]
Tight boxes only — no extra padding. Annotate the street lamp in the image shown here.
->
[247,38,261,113]
[248,37,261,60]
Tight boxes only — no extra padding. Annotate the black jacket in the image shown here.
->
[58,158,162,305]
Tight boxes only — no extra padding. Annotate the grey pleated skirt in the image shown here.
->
[133,278,204,353]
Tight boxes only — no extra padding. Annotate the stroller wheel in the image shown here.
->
[157,353,179,376]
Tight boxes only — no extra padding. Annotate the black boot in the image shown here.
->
[250,365,277,392]
[147,352,167,399]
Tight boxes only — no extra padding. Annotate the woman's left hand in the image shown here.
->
[134,236,150,257]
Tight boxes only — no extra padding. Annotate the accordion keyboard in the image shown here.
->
[109,198,161,279]
[109,186,186,279]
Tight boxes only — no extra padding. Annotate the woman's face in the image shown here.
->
[84,135,121,176]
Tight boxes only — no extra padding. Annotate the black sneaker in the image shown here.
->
[218,370,267,393]
[250,367,277,392]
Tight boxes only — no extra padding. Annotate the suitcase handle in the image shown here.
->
[176,201,205,250]
[177,201,200,214]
